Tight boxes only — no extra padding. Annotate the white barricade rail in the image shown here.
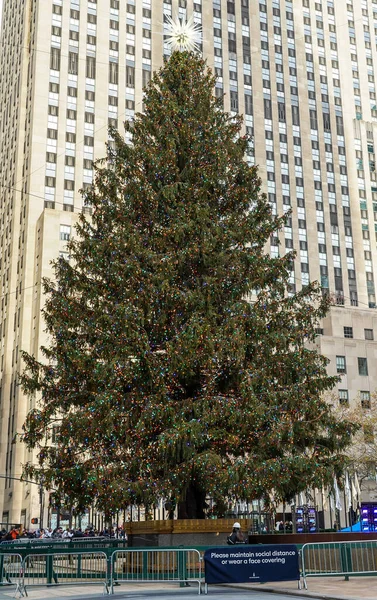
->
[18,552,110,597]
[111,548,202,595]
[302,540,377,589]
[0,553,23,594]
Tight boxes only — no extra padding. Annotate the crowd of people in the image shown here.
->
[0,526,127,542]
[275,520,293,532]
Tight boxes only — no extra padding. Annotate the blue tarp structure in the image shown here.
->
[341,521,362,532]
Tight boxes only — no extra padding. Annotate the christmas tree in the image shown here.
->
[21,51,356,519]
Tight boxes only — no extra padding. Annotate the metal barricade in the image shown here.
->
[53,551,108,584]
[111,548,202,594]
[302,540,377,588]
[0,553,23,594]
[18,551,110,597]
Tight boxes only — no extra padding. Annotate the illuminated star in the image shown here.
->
[165,15,202,53]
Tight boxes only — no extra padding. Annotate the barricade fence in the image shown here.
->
[111,548,202,594]
[2,543,377,596]
[15,551,110,597]
[0,553,23,595]
[301,540,377,588]
[0,547,203,596]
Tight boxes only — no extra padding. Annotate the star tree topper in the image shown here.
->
[165,15,202,53]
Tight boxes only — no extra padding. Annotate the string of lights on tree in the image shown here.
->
[20,20,357,518]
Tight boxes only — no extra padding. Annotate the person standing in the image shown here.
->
[227,522,247,545]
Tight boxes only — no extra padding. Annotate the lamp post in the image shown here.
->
[39,478,44,530]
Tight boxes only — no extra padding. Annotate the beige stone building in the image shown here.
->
[1,0,377,527]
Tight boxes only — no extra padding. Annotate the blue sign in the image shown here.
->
[204,544,300,585]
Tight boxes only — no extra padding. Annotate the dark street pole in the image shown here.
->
[39,481,44,530]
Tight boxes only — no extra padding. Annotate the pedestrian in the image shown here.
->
[227,522,247,545]
[62,527,72,539]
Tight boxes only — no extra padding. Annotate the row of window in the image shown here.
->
[349,0,377,307]
[339,389,371,409]
[51,50,120,83]
[343,327,374,340]
[336,356,368,376]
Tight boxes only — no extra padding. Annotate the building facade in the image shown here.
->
[1,0,377,526]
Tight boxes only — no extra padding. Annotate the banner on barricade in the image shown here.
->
[204,544,299,584]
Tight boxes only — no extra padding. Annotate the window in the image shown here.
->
[51,426,60,444]
[86,56,96,79]
[46,152,56,163]
[278,103,286,122]
[50,47,61,71]
[109,62,119,85]
[365,329,374,340]
[344,327,353,339]
[264,98,272,119]
[64,180,75,191]
[310,110,318,129]
[339,390,349,404]
[48,105,58,116]
[358,357,368,376]
[68,52,79,75]
[361,391,371,409]
[126,66,135,87]
[292,106,300,126]
[230,91,238,111]
[60,225,71,241]
[336,355,346,374]
[142,69,151,88]
[65,156,75,167]
[336,116,344,136]
[45,176,56,187]
[245,95,253,115]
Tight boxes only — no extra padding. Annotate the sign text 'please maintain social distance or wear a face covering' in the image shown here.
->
[204,544,300,585]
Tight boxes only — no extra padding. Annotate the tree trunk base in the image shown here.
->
[178,483,207,519]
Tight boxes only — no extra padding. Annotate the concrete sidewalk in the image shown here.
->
[0,583,180,600]
[242,576,377,600]
[0,577,374,600]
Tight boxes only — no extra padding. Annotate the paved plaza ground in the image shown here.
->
[0,577,374,600]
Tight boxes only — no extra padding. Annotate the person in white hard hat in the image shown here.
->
[227,522,247,545]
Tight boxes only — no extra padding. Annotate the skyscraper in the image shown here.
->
[1,0,377,526]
